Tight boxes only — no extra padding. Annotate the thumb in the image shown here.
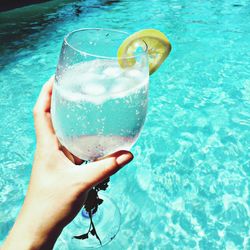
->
[75,150,133,190]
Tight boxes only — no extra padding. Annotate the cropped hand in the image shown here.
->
[2,76,133,250]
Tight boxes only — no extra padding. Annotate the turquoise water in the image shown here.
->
[0,0,250,249]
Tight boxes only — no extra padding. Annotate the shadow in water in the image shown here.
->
[0,0,121,68]
[0,0,51,12]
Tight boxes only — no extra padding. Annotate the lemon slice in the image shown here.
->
[117,29,172,75]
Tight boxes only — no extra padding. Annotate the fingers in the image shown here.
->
[60,145,75,163]
[33,76,56,144]
[60,145,84,165]
[74,150,133,190]
[73,155,85,165]
[33,76,53,114]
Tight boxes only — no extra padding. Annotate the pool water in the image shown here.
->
[0,0,250,249]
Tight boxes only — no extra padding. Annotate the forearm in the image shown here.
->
[2,206,63,250]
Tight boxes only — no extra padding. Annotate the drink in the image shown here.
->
[52,59,148,160]
[52,28,151,248]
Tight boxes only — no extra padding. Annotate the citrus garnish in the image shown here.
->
[117,29,172,75]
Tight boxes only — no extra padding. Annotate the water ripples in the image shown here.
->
[1,0,250,249]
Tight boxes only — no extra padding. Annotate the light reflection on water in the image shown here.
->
[0,0,250,249]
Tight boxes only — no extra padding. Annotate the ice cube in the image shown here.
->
[83,82,106,96]
[87,60,102,73]
[103,67,122,78]
[110,83,126,93]
[83,73,95,82]
[126,69,143,79]
[111,77,132,93]
[62,71,85,93]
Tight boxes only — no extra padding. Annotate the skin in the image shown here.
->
[2,77,133,250]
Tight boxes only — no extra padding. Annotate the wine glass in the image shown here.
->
[51,28,149,248]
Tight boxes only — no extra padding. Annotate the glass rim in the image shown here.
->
[64,28,148,60]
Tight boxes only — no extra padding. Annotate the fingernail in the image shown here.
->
[116,152,133,166]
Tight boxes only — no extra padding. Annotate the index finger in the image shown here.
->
[34,76,53,114]
[33,76,55,141]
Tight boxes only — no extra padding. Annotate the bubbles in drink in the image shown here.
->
[52,59,149,160]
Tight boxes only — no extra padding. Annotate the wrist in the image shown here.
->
[3,207,63,250]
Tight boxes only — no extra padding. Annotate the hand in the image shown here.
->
[2,77,133,250]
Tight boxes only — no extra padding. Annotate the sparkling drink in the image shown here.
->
[52,59,149,160]
[52,28,149,248]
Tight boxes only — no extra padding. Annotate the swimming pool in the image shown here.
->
[0,0,250,249]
